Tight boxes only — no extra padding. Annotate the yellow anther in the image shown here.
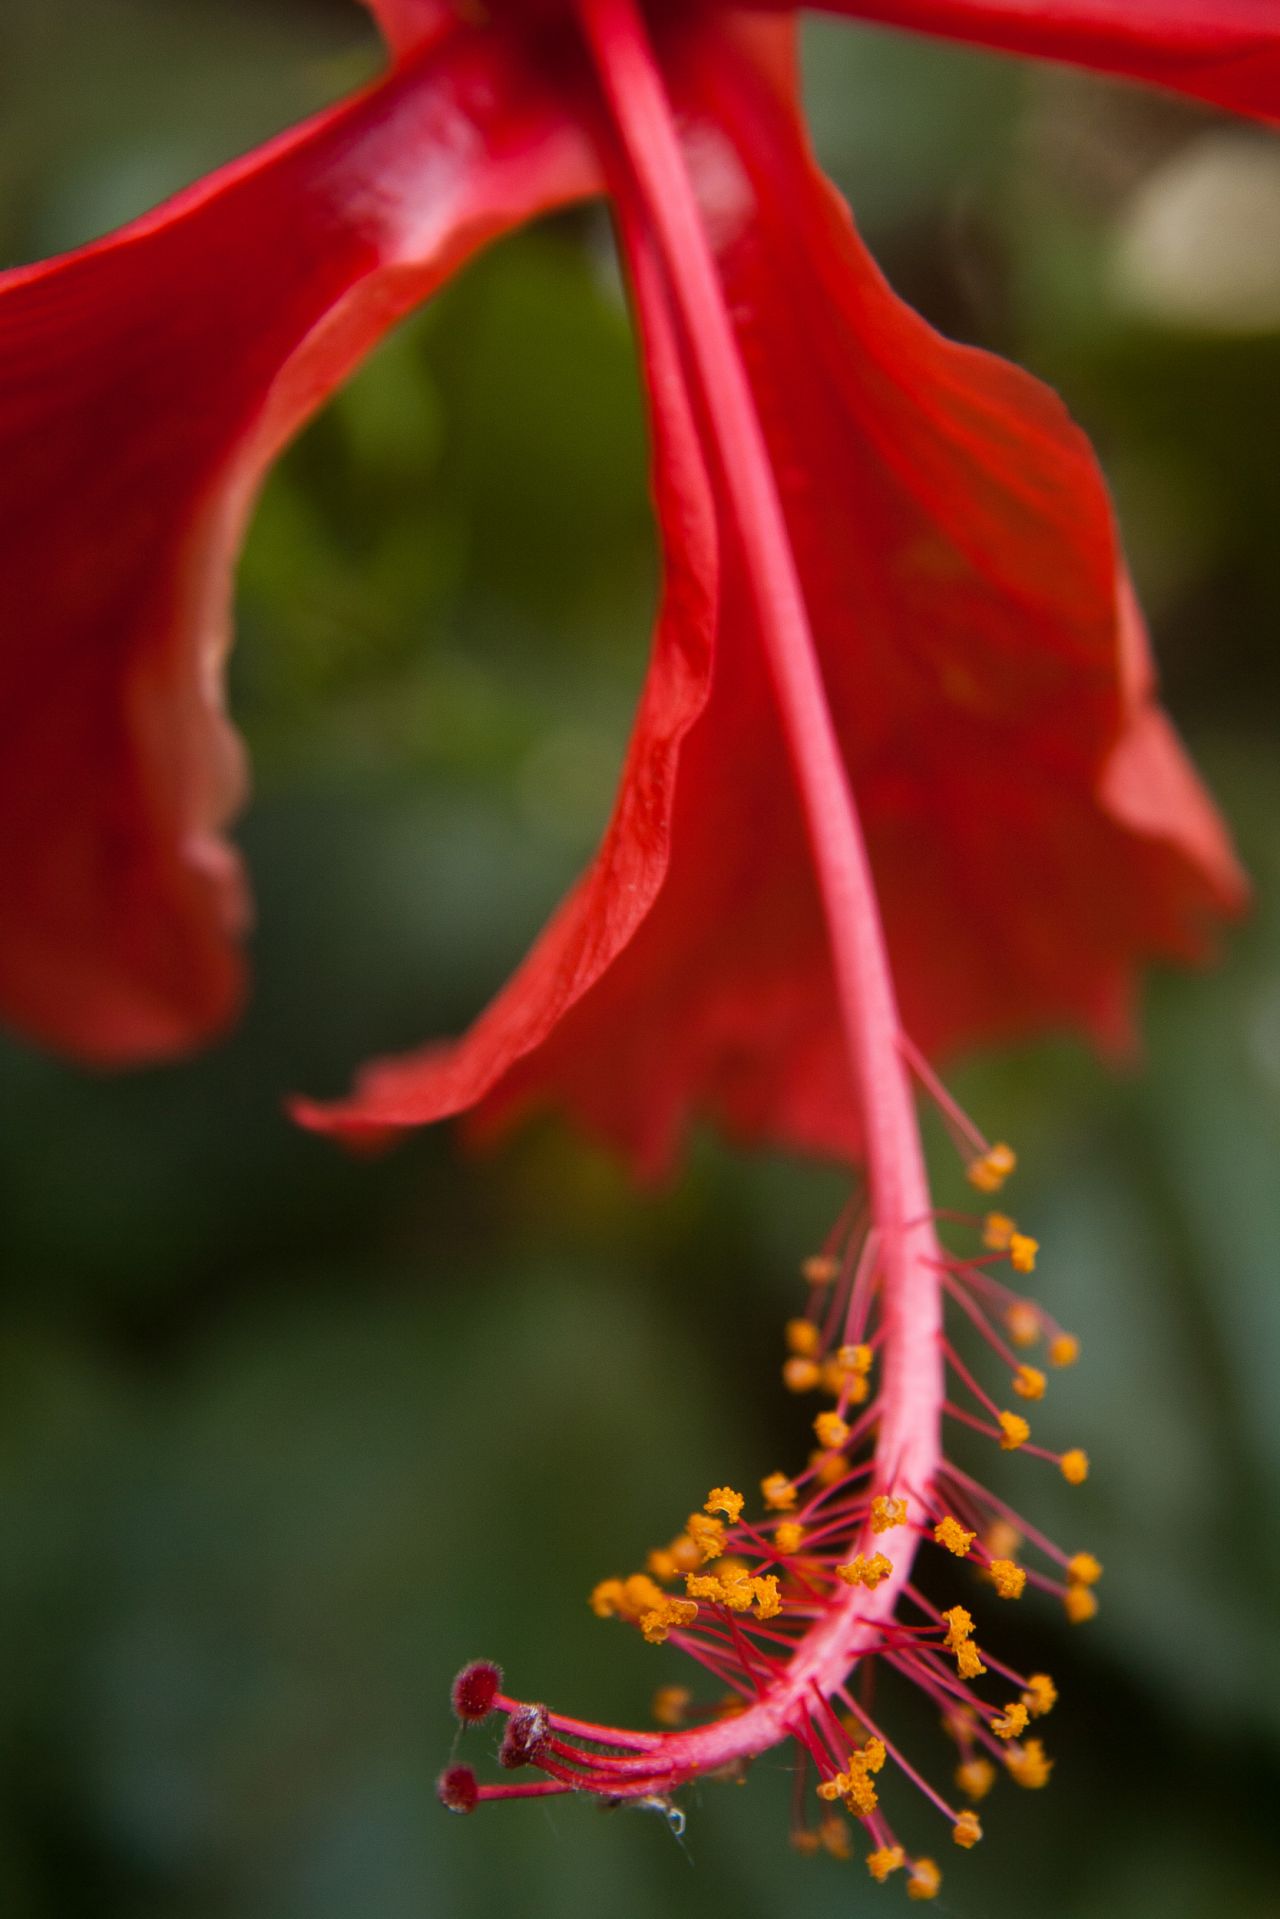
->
[590,1577,625,1618]
[982,1212,1016,1252]
[1012,1364,1046,1402]
[668,1533,702,1575]
[967,1142,1017,1194]
[820,1814,852,1860]
[990,1701,1030,1741]
[1005,1301,1042,1348]
[942,1604,975,1649]
[785,1317,820,1357]
[1009,1232,1039,1274]
[802,1254,840,1286]
[704,1486,744,1525]
[907,1858,941,1900]
[1049,1333,1080,1368]
[957,1641,986,1680]
[1059,1448,1089,1485]
[686,1513,725,1563]
[1005,1737,1054,1789]
[783,1356,822,1394]
[955,1757,997,1801]
[866,1846,905,1882]
[1064,1583,1099,1624]
[828,1745,884,1819]
[985,1519,1022,1559]
[871,1495,909,1534]
[702,1561,750,1613]
[814,1411,850,1451]
[943,1607,987,1677]
[640,1597,698,1644]
[823,1343,873,1400]
[621,1573,668,1619]
[821,1355,869,1401]
[761,1471,798,1511]
[775,1521,805,1555]
[990,1704,1028,1750]
[952,1810,983,1849]
[1067,1551,1103,1586]
[836,1552,894,1590]
[652,1684,691,1728]
[791,1827,822,1856]
[988,1558,1027,1599]
[646,1548,680,1584]
[998,1410,1031,1450]
[934,1515,976,1557]
[816,1778,842,1804]
[752,1575,783,1620]
[809,1446,847,1487]
[843,1770,878,1817]
[1021,1673,1057,1718]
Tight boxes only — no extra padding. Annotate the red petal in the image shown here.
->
[670,19,1247,1073]
[0,30,593,1064]
[804,0,1280,123]
[292,213,724,1166]
[301,14,1244,1170]
[358,0,458,60]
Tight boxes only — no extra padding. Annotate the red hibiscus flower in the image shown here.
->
[0,0,1258,1146]
[3,1,1268,1879]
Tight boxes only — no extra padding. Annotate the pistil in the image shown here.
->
[575,0,943,1728]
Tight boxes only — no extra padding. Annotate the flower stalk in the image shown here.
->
[576,0,945,1561]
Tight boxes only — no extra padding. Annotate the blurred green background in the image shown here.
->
[2,2,1279,1914]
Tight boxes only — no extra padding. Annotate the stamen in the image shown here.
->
[783,1355,822,1394]
[987,1559,1027,1600]
[955,1758,997,1801]
[1005,1739,1054,1789]
[934,1515,976,1557]
[651,1685,690,1728]
[1021,1674,1058,1717]
[908,1857,943,1899]
[967,1143,1018,1195]
[438,0,1088,1876]
[785,1319,821,1359]
[761,1471,798,1512]
[951,1803,982,1849]
[1011,1364,1046,1402]
[871,1495,909,1534]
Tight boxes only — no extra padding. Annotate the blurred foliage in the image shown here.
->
[1,3,1278,1916]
